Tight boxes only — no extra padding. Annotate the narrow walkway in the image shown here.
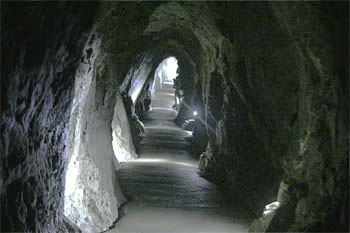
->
[108,84,252,233]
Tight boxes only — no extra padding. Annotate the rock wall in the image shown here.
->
[64,31,127,232]
[123,53,154,104]
[1,1,348,232]
[63,2,160,231]
[267,3,348,231]
[206,2,349,231]
[1,2,97,232]
[1,2,149,232]
[201,1,298,214]
[111,91,138,163]
[137,1,349,231]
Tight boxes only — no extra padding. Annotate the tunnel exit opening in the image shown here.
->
[154,56,179,87]
[150,56,179,112]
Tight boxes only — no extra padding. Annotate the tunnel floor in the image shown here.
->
[107,84,252,232]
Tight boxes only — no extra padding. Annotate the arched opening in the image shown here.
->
[154,56,179,87]
[151,56,179,111]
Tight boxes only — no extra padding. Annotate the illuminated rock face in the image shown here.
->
[111,91,138,163]
[1,3,98,232]
[64,32,126,232]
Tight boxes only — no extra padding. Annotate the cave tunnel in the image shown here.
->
[1,1,349,233]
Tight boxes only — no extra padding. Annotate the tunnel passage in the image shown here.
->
[107,68,253,233]
[1,1,349,233]
[143,56,179,112]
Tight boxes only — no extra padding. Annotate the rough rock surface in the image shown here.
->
[64,31,127,232]
[208,2,348,231]
[111,91,138,163]
[135,2,349,231]
[1,2,97,232]
[1,2,145,232]
[62,2,160,231]
[1,1,348,232]
[249,181,296,232]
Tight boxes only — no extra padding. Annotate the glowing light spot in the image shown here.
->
[193,111,198,116]
[154,57,178,86]
[263,201,280,217]
[162,57,178,81]
[64,155,79,197]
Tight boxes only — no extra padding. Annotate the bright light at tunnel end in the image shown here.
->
[162,57,178,81]
[193,111,197,116]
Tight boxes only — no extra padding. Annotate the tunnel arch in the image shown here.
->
[123,43,198,115]
[2,1,348,232]
[61,2,215,230]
